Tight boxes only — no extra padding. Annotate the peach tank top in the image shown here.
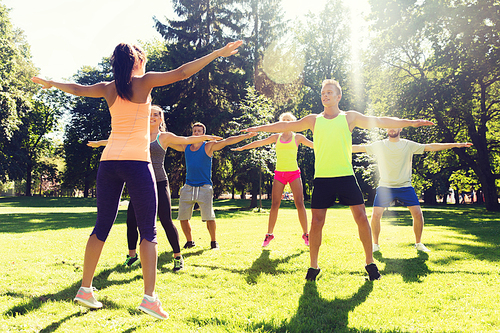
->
[101,96,151,162]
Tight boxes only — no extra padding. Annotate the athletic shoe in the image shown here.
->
[138,294,169,320]
[210,241,219,250]
[183,241,196,249]
[305,267,321,281]
[365,263,381,281]
[74,287,103,309]
[372,244,381,252]
[173,256,184,272]
[415,243,431,252]
[123,254,140,267]
[262,234,275,247]
[302,233,309,246]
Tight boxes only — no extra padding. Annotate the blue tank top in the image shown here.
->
[185,142,212,186]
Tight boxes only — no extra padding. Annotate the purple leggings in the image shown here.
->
[92,161,157,244]
[127,179,181,253]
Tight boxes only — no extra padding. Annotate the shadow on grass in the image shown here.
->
[245,249,305,285]
[188,249,306,285]
[39,312,86,333]
[374,251,430,283]
[252,280,380,333]
[0,211,127,233]
[3,263,142,318]
[0,196,98,208]
[381,205,500,263]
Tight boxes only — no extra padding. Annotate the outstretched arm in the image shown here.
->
[209,132,258,153]
[231,134,278,151]
[87,140,108,148]
[142,41,243,88]
[346,111,434,131]
[352,145,367,153]
[242,114,316,133]
[424,142,472,152]
[296,134,313,149]
[160,132,222,149]
[31,77,111,98]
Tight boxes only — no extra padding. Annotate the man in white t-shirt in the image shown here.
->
[353,128,472,253]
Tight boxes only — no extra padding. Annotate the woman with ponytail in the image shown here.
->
[32,40,242,319]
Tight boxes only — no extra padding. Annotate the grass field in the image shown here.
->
[0,196,499,332]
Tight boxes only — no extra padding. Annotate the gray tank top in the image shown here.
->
[150,135,167,182]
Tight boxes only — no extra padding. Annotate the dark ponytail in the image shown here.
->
[110,43,146,101]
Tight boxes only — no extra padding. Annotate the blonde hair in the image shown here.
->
[321,79,342,96]
[151,105,166,132]
[279,112,296,122]
[191,122,206,134]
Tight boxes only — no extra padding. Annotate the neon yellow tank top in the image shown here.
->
[313,113,353,178]
[275,133,299,172]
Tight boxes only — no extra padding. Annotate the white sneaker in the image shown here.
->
[372,244,381,252]
[74,287,103,309]
[415,243,431,252]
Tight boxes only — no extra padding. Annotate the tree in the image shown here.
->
[63,64,112,197]
[0,3,39,185]
[368,0,500,211]
[230,86,276,208]
[152,0,248,134]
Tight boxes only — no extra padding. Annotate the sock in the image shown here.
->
[80,286,93,292]
[144,294,156,302]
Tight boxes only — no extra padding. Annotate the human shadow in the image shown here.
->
[38,312,86,333]
[373,251,430,283]
[245,249,305,285]
[188,249,306,285]
[4,263,142,317]
[252,280,378,332]
[380,206,500,263]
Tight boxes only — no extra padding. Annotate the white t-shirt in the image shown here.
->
[364,139,425,188]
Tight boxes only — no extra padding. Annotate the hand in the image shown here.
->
[458,142,473,148]
[87,141,101,148]
[218,40,243,57]
[31,77,52,89]
[411,119,434,127]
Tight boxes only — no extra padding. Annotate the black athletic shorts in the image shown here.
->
[311,176,365,208]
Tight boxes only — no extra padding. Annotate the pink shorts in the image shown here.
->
[274,169,301,185]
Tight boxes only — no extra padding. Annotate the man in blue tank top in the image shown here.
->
[170,122,256,250]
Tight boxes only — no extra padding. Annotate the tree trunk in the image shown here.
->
[25,163,32,196]
[423,187,437,205]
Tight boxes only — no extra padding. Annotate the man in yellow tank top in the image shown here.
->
[243,79,433,281]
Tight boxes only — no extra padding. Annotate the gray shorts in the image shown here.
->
[177,184,216,221]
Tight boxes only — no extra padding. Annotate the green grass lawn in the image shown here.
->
[0,196,499,332]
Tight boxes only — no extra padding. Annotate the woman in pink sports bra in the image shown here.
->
[232,112,313,248]
[32,40,242,319]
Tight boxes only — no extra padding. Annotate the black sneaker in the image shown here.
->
[305,267,321,281]
[365,263,381,281]
[123,254,139,267]
[173,256,184,272]
[183,241,196,249]
[210,241,219,250]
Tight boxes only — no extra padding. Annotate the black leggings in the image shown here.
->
[127,179,181,253]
